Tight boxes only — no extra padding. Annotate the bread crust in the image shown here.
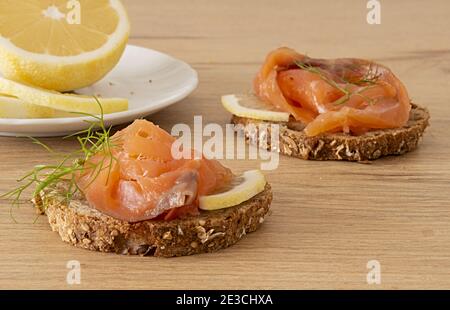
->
[231,104,429,161]
[33,184,272,257]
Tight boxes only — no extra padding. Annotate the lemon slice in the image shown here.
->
[199,170,267,211]
[0,0,130,91]
[0,77,128,115]
[0,94,85,118]
[222,94,290,122]
[0,95,68,118]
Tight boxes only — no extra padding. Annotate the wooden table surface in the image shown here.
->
[1,0,450,289]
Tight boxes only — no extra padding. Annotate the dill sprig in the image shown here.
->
[1,97,118,220]
[294,60,351,96]
[352,63,382,86]
[294,60,382,106]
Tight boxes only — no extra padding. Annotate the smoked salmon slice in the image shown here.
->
[254,47,411,136]
[76,120,233,223]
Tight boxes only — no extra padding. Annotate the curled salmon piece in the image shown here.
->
[76,120,233,222]
[254,48,316,123]
[254,47,411,136]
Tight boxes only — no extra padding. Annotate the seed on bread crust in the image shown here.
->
[231,104,429,161]
[34,183,273,257]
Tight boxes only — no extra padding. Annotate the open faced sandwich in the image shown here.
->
[222,47,430,161]
[29,120,272,257]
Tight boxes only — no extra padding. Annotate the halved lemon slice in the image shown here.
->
[0,77,128,115]
[0,0,130,91]
[199,170,267,211]
[222,94,290,122]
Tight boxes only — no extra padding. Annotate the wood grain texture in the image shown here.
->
[1,0,449,289]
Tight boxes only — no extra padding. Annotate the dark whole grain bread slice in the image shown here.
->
[231,104,430,161]
[33,183,272,257]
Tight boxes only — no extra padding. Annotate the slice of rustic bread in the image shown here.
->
[231,104,429,161]
[33,183,272,257]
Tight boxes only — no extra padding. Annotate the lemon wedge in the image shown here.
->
[0,95,73,118]
[222,94,290,122]
[0,0,130,91]
[0,77,128,115]
[199,170,267,211]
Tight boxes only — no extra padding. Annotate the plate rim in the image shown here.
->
[0,44,199,127]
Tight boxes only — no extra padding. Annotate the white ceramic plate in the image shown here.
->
[0,45,198,137]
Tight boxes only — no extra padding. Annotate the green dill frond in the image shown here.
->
[294,60,351,97]
[294,60,382,106]
[1,97,118,219]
